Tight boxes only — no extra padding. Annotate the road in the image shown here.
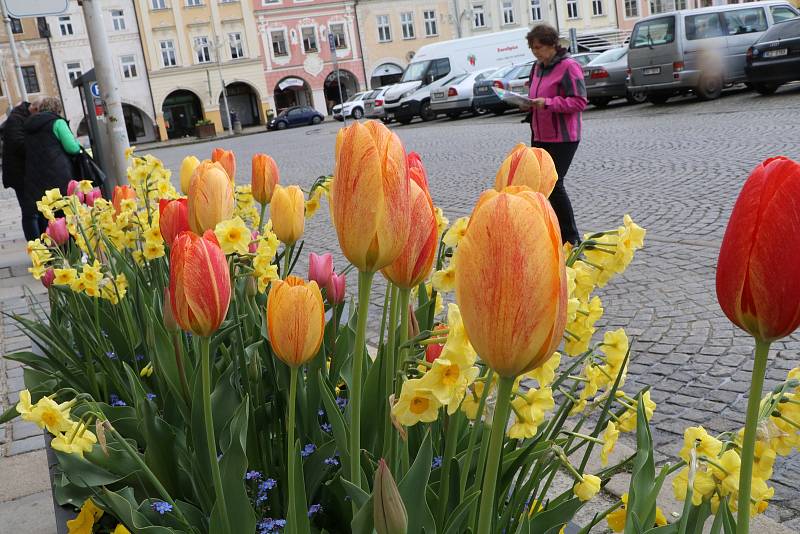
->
[148,83,800,528]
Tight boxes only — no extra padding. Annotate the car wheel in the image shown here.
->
[397,117,413,125]
[626,91,648,104]
[352,107,363,119]
[419,100,436,122]
[647,94,670,105]
[311,116,322,125]
[472,106,488,116]
[753,83,780,96]
[695,74,723,101]
[277,121,287,130]
[447,111,461,120]
[589,97,611,108]
[380,116,392,124]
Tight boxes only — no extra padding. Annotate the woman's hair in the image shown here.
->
[527,24,561,48]
[35,96,63,115]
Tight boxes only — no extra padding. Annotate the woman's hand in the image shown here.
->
[530,98,547,109]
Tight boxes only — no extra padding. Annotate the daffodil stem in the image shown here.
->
[436,413,461,530]
[395,287,412,476]
[476,375,514,534]
[560,430,604,444]
[382,284,399,468]
[200,337,230,534]
[555,448,584,482]
[349,270,375,507]
[287,366,299,531]
[737,339,770,534]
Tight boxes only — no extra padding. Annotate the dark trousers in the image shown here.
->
[532,140,580,245]
[14,187,43,241]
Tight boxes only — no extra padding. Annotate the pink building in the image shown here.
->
[255,0,368,116]
[615,0,707,31]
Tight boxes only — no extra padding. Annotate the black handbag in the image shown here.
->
[73,148,106,191]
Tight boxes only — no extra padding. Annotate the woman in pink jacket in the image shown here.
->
[524,24,588,245]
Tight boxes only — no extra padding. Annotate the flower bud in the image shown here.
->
[85,188,102,207]
[252,154,280,205]
[270,185,305,245]
[188,161,235,235]
[249,231,260,254]
[46,217,70,245]
[245,275,258,297]
[211,148,236,181]
[373,459,407,534]
[159,198,190,247]
[112,185,136,214]
[180,156,201,194]
[162,287,178,331]
[325,272,346,304]
[308,252,333,289]
[494,144,558,196]
[41,268,55,288]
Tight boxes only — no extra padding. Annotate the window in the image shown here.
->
[631,16,675,47]
[473,4,486,27]
[194,36,212,62]
[271,31,288,56]
[400,12,415,39]
[624,0,639,18]
[66,62,82,84]
[723,8,767,35]
[151,0,167,8]
[121,55,138,78]
[10,18,23,34]
[429,58,451,81]
[330,23,347,49]
[22,66,39,93]
[592,0,603,15]
[160,40,177,66]
[377,15,391,42]
[112,9,126,31]
[567,0,579,18]
[423,10,438,36]
[59,16,74,36]
[771,6,798,22]
[530,0,542,21]
[229,32,244,58]
[502,1,516,24]
[685,13,724,40]
[301,26,317,52]
[186,0,202,6]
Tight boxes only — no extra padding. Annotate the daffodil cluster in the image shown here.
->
[235,185,261,227]
[305,177,333,219]
[16,390,96,458]
[431,216,469,293]
[251,221,281,293]
[606,493,668,532]
[126,153,178,206]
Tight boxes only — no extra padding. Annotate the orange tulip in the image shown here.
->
[407,151,429,190]
[187,161,234,234]
[252,154,280,205]
[267,275,325,367]
[454,187,567,377]
[169,231,231,337]
[716,156,800,342]
[271,185,305,244]
[211,148,236,181]
[112,185,136,214]
[159,198,189,247]
[494,144,558,196]
[332,120,410,273]
[180,156,201,194]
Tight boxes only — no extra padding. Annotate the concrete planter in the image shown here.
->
[194,123,216,139]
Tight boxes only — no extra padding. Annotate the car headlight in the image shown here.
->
[400,89,416,100]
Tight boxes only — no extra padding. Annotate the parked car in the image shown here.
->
[430,67,498,118]
[572,52,602,66]
[627,1,799,104]
[364,87,392,121]
[584,47,647,106]
[267,106,324,130]
[473,62,535,115]
[332,91,370,120]
[745,16,800,94]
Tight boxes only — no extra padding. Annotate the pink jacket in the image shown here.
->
[528,53,588,143]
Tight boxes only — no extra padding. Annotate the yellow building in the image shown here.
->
[356,0,458,89]
[133,0,270,140]
[0,16,61,118]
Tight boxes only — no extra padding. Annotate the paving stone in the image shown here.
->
[8,434,45,456]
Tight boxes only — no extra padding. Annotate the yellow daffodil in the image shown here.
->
[461,380,492,420]
[15,389,33,416]
[434,206,449,237]
[711,449,741,496]
[113,525,132,534]
[572,473,601,501]
[214,216,251,255]
[420,359,479,412]
[67,498,104,534]
[601,421,619,466]
[25,396,74,435]
[442,216,469,248]
[431,264,456,293]
[523,352,561,388]
[607,494,627,532]
[143,240,166,260]
[601,328,628,369]
[392,379,442,426]
[438,304,477,368]
[679,426,723,463]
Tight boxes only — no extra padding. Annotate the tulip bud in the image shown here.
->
[249,231,260,254]
[211,148,236,181]
[159,198,190,247]
[267,276,325,367]
[252,154,280,205]
[112,185,136,214]
[41,268,55,288]
[407,304,419,339]
[373,459,408,534]
[162,287,178,331]
[46,217,70,245]
[85,188,102,207]
[494,144,558,197]
[325,272,346,304]
[308,252,333,289]
[187,161,234,235]
[271,185,305,245]
[67,180,80,196]
[180,156,201,194]
[245,275,258,297]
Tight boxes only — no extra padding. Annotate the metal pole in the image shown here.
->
[1,0,28,103]
[452,0,462,39]
[215,35,231,131]
[81,0,129,188]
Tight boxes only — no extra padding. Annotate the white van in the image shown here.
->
[383,28,533,124]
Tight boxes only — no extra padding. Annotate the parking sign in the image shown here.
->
[3,0,69,18]
[328,33,336,53]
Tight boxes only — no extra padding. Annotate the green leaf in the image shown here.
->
[287,438,312,534]
[625,397,656,534]
[442,489,480,534]
[522,497,582,533]
[340,478,371,509]
[56,448,134,488]
[398,431,436,534]
[350,492,375,534]
[0,404,18,425]
[318,371,351,476]
[99,487,182,533]
[361,350,384,454]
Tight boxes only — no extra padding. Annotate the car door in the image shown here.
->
[683,12,728,79]
[287,108,303,126]
[770,5,799,23]
[628,16,679,88]
[722,7,769,81]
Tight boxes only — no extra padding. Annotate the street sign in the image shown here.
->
[90,82,101,98]
[3,0,69,18]
[328,33,336,53]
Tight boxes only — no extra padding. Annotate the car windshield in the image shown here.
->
[400,61,430,82]
[761,17,800,40]
[278,110,289,117]
[345,93,361,103]
[590,47,627,64]
[474,69,497,81]
[449,74,470,85]
[491,64,518,79]
[631,16,676,48]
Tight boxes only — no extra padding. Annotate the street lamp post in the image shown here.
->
[0,0,28,103]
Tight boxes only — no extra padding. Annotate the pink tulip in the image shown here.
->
[67,180,85,202]
[326,272,346,304]
[41,268,55,288]
[249,231,260,254]
[85,188,102,207]
[46,217,69,245]
[308,252,333,289]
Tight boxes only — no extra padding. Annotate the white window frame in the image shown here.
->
[592,0,604,16]
[400,12,415,39]
[151,0,167,8]
[270,29,288,56]
[120,55,138,79]
[229,32,244,59]
[301,26,318,52]
[59,16,74,36]
[160,40,177,66]
[473,4,487,28]
[377,15,391,42]
[567,0,579,19]
[502,0,516,25]
[65,62,82,84]
[530,0,542,21]
[423,10,438,36]
[624,0,640,18]
[111,9,126,31]
[329,23,347,49]
[194,36,212,63]
[186,0,202,6]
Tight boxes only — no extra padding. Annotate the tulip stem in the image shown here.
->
[282,244,293,279]
[200,337,230,534]
[287,366,299,532]
[349,270,375,505]
[395,287,412,476]
[476,375,514,534]
[383,284,399,467]
[257,202,267,235]
[737,339,770,534]
[436,413,462,531]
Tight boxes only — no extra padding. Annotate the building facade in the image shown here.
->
[356,0,457,90]
[255,0,367,116]
[0,16,61,119]
[46,1,158,142]
[133,0,270,140]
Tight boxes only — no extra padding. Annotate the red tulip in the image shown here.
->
[112,185,136,214]
[169,231,231,337]
[326,272,346,304]
[308,252,333,289]
[716,156,800,342]
[159,198,190,247]
[211,148,236,181]
[41,268,55,288]
[46,218,69,245]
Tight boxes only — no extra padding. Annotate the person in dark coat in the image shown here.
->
[1,101,39,240]
[23,97,81,237]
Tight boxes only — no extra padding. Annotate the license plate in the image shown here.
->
[475,86,489,94]
[764,48,788,58]
[643,67,661,75]
[432,91,445,99]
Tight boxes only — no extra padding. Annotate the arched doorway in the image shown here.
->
[370,63,403,89]
[273,77,313,114]
[122,104,157,143]
[162,90,203,140]
[323,70,359,114]
[219,82,261,127]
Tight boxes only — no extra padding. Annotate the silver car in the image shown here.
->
[364,86,392,122]
[583,47,647,107]
[430,68,498,118]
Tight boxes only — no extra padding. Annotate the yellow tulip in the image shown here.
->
[179,156,201,194]
[267,276,325,367]
[271,185,305,245]
[332,120,410,273]
[187,161,234,234]
[494,144,558,196]
[454,187,567,377]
